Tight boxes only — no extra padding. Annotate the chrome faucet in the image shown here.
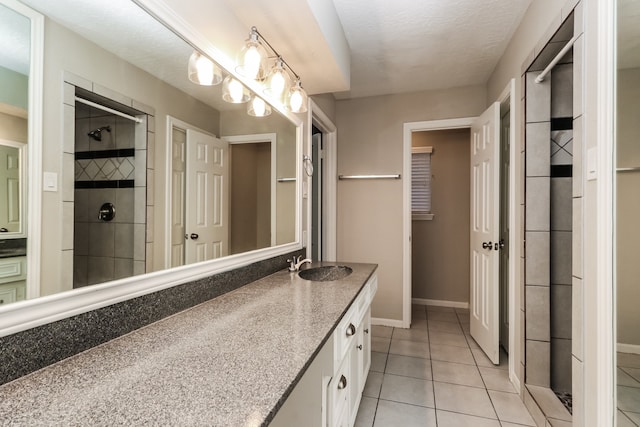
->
[288,255,312,272]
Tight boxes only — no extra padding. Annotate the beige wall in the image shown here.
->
[311,93,337,124]
[39,18,221,296]
[0,66,28,111]
[335,85,486,321]
[616,67,640,346]
[0,111,27,143]
[411,129,470,303]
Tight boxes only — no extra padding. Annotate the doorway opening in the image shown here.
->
[311,125,323,261]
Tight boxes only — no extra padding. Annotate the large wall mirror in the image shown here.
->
[615,0,640,424]
[0,0,301,328]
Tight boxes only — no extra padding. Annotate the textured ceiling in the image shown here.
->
[0,3,30,75]
[332,0,532,98]
[618,0,640,69]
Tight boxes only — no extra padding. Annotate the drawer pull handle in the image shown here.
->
[346,323,356,337]
[337,375,347,390]
[357,344,363,350]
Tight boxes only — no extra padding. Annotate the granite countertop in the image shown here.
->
[0,262,377,426]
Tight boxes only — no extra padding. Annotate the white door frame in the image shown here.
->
[402,79,518,388]
[308,100,337,261]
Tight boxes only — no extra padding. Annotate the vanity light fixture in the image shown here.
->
[247,96,272,117]
[188,51,222,86]
[222,75,250,103]
[235,26,309,114]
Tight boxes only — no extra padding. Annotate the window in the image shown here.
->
[411,146,434,220]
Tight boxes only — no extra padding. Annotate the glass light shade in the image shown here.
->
[222,76,250,103]
[264,58,291,102]
[188,51,222,86]
[236,29,268,81]
[247,96,272,117]
[287,79,308,113]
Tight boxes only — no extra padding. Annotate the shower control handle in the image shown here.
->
[98,203,115,222]
[190,233,199,240]
[482,241,493,250]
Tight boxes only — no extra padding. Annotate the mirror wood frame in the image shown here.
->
[0,0,304,337]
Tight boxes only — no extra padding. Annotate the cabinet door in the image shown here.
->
[361,308,372,389]
[348,333,361,425]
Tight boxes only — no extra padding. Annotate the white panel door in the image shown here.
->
[470,102,500,365]
[170,127,186,267]
[185,130,229,263]
[0,144,21,233]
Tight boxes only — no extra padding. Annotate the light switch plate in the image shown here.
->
[43,172,58,192]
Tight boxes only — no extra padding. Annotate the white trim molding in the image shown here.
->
[412,298,469,309]
[371,317,405,329]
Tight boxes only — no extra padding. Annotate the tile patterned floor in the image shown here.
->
[617,352,640,426]
[355,304,536,427]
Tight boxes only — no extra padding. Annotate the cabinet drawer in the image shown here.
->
[329,356,350,427]
[0,257,26,284]
[334,306,358,366]
[0,287,17,305]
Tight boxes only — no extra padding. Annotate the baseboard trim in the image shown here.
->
[617,343,640,354]
[412,298,469,309]
[371,317,405,328]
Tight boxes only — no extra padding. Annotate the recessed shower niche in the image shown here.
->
[71,88,149,288]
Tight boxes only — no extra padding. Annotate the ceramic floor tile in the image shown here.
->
[436,410,500,427]
[547,418,572,427]
[619,353,640,369]
[385,354,432,380]
[430,344,476,365]
[472,348,499,368]
[479,367,516,393]
[410,318,429,330]
[354,396,377,427]
[379,374,435,407]
[427,311,459,323]
[373,399,436,427]
[618,368,640,387]
[363,371,384,398]
[372,337,391,353]
[621,410,640,425]
[389,339,430,359]
[465,333,481,349]
[429,331,469,348]
[428,320,464,334]
[618,385,640,412]
[392,327,429,343]
[617,410,637,427]
[622,366,640,384]
[372,325,393,338]
[425,305,456,313]
[488,390,536,425]
[371,351,388,373]
[433,382,497,419]
[431,360,484,388]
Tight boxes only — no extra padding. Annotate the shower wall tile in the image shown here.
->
[551,178,573,231]
[132,100,155,116]
[572,277,583,360]
[88,223,115,258]
[573,197,583,279]
[114,224,134,259]
[73,255,88,288]
[551,64,574,119]
[135,117,148,150]
[133,224,146,261]
[147,115,155,133]
[62,153,75,202]
[134,188,146,224]
[90,189,117,223]
[573,116,584,197]
[526,285,550,341]
[526,340,551,387]
[146,206,154,243]
[114,258,133,280]
[573,35,584,117]
[133,260,145,276]
[526,72,551,123]
[61,202,74,251]
[550,130,573,166]
[147,132,155,170]
[146,243,153,272]
[89,116,117,152]
[146,168,154,206]
[115,188,135,224]
[525,177,550,231]
[135,152,146,186]
[87,256,114,285]
[63,82,75,106]
[525,232,550,286]
[551,231,572,285]
[115,117,135,150]
[61,250,74,291]
[93,84,132,109]
[572,356,584,426]
[63,104,75,153]
[74,222,89,256]
[64,71,91,92]
[74,190,90,222]
[75,117,92,153]
[526,122,551,177]
[551,338,572,393]
[551,284,572,339]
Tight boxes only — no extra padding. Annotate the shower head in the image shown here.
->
[88,125,112,142]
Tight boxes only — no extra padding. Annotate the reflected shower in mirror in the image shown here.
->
[616,0,640,424]
[0,0,299,305]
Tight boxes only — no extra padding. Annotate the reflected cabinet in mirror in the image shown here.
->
[616,0,640,423]
[0,0,299,308]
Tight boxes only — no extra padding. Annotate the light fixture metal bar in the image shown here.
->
[277,177,296,182]
[252,27,301,81]
[338,174,402,180]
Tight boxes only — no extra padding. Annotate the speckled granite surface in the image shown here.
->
[0,262,376,426]
[0,250,305,386]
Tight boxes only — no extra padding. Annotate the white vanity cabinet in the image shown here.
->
[0,256,26,306]
[272,273,377,427]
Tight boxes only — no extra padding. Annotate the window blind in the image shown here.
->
[411,147,432,216]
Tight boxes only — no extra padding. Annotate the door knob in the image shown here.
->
[482,241,493,250]
[190,233,199,240]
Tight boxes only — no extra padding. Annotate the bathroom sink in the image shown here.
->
[298,266,353,282]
